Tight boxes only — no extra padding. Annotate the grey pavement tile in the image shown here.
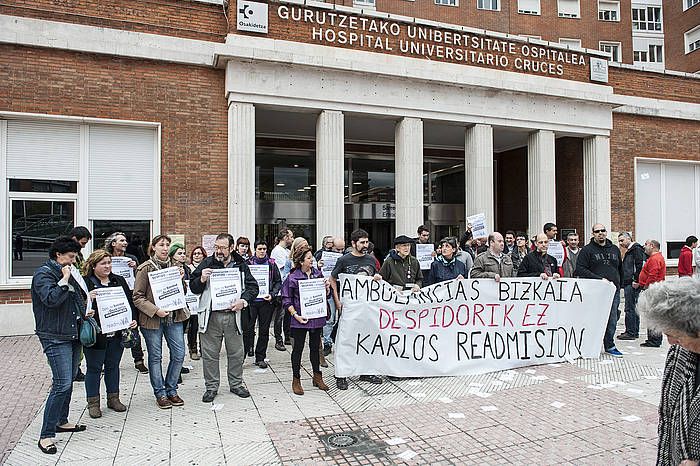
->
[170,446,226,465]
[114,450,170,464]
[222,440,279,465]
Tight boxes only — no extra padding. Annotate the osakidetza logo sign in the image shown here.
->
[237,0,268,34]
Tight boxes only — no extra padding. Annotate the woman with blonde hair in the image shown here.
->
[133,235,189,409]
[82,250,138,418]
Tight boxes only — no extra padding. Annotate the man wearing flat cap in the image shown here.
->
[379,235,423,292]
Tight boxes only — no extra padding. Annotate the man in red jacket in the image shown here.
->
[677,235,697,278]
[637,239,666,348]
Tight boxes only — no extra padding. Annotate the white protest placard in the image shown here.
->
[334,275,615,378]
[547,241,565,266]
[210,269,242,310]
[110,256,135,290]
[70,265,89,296]
[416,244,435,270]
[467,213,488,239]
[298,278,327,319]
[95,287,132,333]
[202,235,217,257]
[184,280,200,314]
[321,251,342,275]
[249,265,269,298]
[148,266,186,312]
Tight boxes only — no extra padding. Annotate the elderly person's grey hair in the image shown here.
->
[638,278,700,337]
[617,231,632,240]
[104,232,126,254]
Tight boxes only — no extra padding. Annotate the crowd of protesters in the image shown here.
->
[30,222,699,457]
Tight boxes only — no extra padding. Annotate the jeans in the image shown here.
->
[141,321,185,398]
[322,297,337,346]
[186,315,199,353]
[39,338,81,439]
[200,312,245,391]
[623,285,641,337]
[247,300,274,362]
[291,327,321,379]
[603,290,622,351]
[130,331,145,363]
[84,337,124,398]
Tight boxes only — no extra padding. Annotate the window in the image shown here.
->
[436,0,458,5]
[634,45,663,63]
[353,0,376,7]
[686,0,700,10]
[599,41,622,62]
[632,7,662,31]
[521,35,542,40]
[517,0,540,14]
[686,26,700,53]
[558,0,580,18]
[559,38,582,49]
[598,0,619,21]
[477,0,499,10]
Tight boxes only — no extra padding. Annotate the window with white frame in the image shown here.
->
[517,0,540,15]
[636,160,700,260]
[353,0,376,8]
[599,41,622,62]
[1,118,158,281]
[686,26,700,53]
[686,0,700,10]
[598,0,620,21]
[559,38,582,49]
[477,0,499,11]
[436,0,458,5]
[632,6,662,31]
[558,0,580,18]
[520,34,542,40]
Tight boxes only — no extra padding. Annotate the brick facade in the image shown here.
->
[0,289,31,305]
[662,1,700,73]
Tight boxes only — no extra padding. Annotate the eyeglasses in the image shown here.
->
[593,229,606,233]
[516,238,526,241]
[214,245,230,251]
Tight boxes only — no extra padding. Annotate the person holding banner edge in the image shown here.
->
[82,250,138,418]
[282,245,331,395]
[471,232,514,282]
[246,240,282,368]
[190,234,258,403]
[516,234,560,280]
[105,232,149,374]
[133,234,189,409]
[379,235,423,292]
[424,237,466,286]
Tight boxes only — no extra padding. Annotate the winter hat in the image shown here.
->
[168,243,185,258]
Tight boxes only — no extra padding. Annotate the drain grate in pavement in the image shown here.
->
[319,429,388,457]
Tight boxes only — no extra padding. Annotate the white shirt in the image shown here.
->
[270,244,288,272]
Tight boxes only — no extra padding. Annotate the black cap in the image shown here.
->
[393,235,415,246]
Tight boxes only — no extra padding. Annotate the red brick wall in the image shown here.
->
[555,137,584,236]
[0,0,228,42]
[663,1,700,73]
[495,147,528,233]
[0,290,32,305]
[0,44,229,254]
[610,113,700,234]
[609,66,700,104]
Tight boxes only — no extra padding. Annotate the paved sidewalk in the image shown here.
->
[3,321,666,465]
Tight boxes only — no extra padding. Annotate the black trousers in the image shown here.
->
[243,300,275,362]
[290,327,321,379]
[130,330,145,363]
[185,315,199,353]
[273,299,290,343]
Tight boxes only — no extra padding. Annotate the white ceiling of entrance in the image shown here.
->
[256,109,534,154]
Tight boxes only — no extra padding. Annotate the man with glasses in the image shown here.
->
[510,232,529,274]
[575,224,624,358]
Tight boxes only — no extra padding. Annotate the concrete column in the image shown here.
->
[316,110,345,246]
[395,117,424,237]
[464,124,494,233]
[527,130,557,237]
[583,135,611,234]
[228,102,256,240]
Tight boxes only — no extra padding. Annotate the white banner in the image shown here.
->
[111,256,135,290]
[298,278,327,319]
[335,275,615,377]
[184,280,201,314]
[416,244,435,270]
[210,269,242,310]
[321,251,342,275]
[249,265,269,298]
[95,287,132,333]
[148,266,186,312]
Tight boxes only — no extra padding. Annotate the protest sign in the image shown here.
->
[148,266,186,312]
[321,251,342,275]
[202,235,217,257]
[467,213,488,239]
[111,256,135,290]
[95,287,132,333]
[547,241,565,266]
[184,280,200,314]
[249,265,269,298]
[334,275,614,377]
[416,244,435,270]
[210,269,242,310]
[70,265,89,295]
[298,278,327,319]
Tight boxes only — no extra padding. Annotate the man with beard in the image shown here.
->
[190,234,258,403]
[330,229,382,390]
